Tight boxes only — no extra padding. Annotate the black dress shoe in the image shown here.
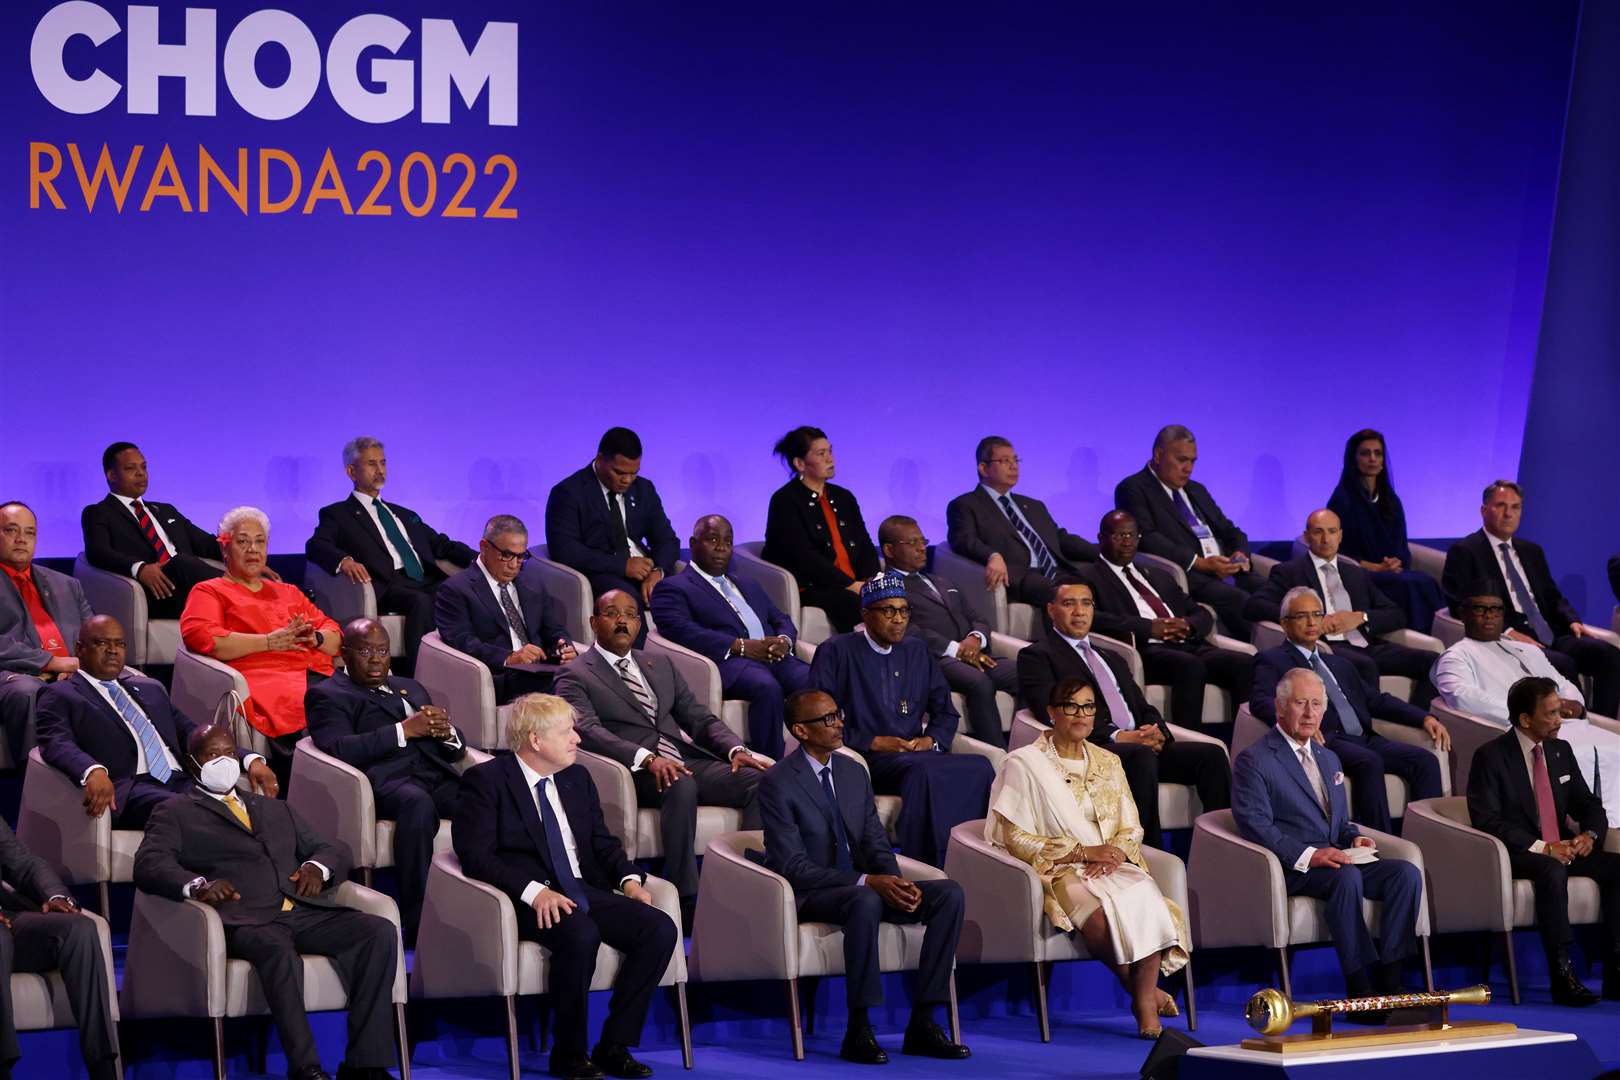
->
[901,1021,971,1060]
[592,1043,653,1079]
[288,1068,334,1080]
[839,1025,889,1065]
[1373,960,1405,996]
[1551,963,1600,1007]
[549,1054,607,1080]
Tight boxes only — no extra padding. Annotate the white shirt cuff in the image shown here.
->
[80,764,108,786]
[631,747,652,772]
[1530,840,1548,855]
[443,728,462,748]
[856,873,868,887]
[618,874,642,891]
[728,745,746,760]
[306,861,331,882]
[943,640,960,659]
[395,723,407,748]
[1293,847,1316,873]
[184,876,207,898]
[241,753,266,772]
[521,881,545,906]
[131,561,144,578]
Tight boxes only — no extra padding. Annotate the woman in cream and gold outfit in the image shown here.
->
[986,678,1189,1037]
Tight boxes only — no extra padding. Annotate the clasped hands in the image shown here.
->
[266,613,317,652]
[955,636,998,670]
[738,637,792,663]
[869,735,935,754]
[1546,833,1595,865]
[402,704,455,741]
[866,873,923,912]
[1192,553,1248,577]
[1114,724,1166,752]
[1307,836,1376,869]
[1060,842,1127,879]
[531,878,654,928]
[505,639,579,667]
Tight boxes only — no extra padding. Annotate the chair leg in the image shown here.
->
[99,881,111,920]
[676,982,693,1070]
[1502,931,1520,1005]
[361,867,373,888]
[395,1003,411,1080]
[947,973,961,1046]
[1032,961,1051,1043]
[1421,938,1435,992]
[213,1017,226,1080]
[1183,954,1197,1032]
[505,995,521,1080]
[802,974,816,1036]
[786,979,804,1061]
[1276,948,1291,1001]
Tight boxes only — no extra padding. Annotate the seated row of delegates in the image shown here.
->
[764,426,880,634]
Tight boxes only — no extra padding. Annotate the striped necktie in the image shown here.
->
[997,494,1057,580]
[616,657,684,761]
[101,679,172,783]
[129,500,170,564]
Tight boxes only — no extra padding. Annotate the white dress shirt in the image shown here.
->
[1434,637,1582,725]
[113,492,176,575]
[1277,728,1335,871]
[1155,476,1222,561]
[354,491,408,571]
[598,480,646,559]
[75,672,266,784]
[477,559,526,651]
[516,754,638,904]
[1101,558,1165,641]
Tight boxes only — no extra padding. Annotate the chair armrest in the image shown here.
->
[794,640,818,663]
[80,909,119,1021]
[1582,625,1620,649]
[412,851,519,999]
[528,549,596,646]
[1141,844,1189,911]
[302,564,377,624]
[952,733,1006,771]
[689,833,796,982]
[289,739,377,870]
[1409,544,1445,584]
[74,554,147,664]
[333,881,406,1004]
[1370,720,1450,797]
[575,749,640,858]
[1209,632,1256,655]
[1090,633,1147,687]
[1136,553,1189,594]
[640,874,687,983]
[897,854,947,883]
[1165,724,1230,761]
[943,823,1043,964]
[172,647,262,756]
[989,631,1030,659]
[1252,621,1286,652]
[415,632,498,749]
[645,632,723,717]
[1249,554,1278,581]
[457,746,494,772]
[1384,628,1443,654]
[1429,699,1503,796]
[17,748,113,884]
[1356,825,1429,936]
[799,606,833,647]
[122,890,226,1019]
[1401,799,1511,933]
[1187,812,1287,949]
[1430,611,1464,648]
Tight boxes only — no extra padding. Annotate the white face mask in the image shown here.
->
[193,755,240,795]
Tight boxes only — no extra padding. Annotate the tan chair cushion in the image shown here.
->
[227,956,351,1017]
[373,819,454,871]
[633,807,745,860]
[108,829,143,883]
[1512,877,1602,928]
[1287,897,1393,946]
[11,973,73,1032]
[795,921,927,978]
[147,620,182,666]
[876,796,901,842]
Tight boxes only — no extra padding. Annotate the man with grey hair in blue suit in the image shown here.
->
[1231,665,1423,1003]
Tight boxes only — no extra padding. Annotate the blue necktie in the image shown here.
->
[536,778,590,912]
[818,765,855,871]
[1308,653,1363,737]
[102,680,172,783]
[997,494,1057,581]
[1499,542,1555,644]
[715,575,767,640]
[373,499,425,582]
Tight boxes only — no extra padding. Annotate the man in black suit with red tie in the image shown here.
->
[80,441,227,619]
[454,694,676,1080]
[305,437,476,672]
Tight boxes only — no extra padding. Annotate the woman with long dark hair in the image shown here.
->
[1326,429,1443,633]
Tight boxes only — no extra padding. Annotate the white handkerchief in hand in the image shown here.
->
[1344,846,1379,865]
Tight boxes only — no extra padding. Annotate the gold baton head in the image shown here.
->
[1246,988,1293,1035]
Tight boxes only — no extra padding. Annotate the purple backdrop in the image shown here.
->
[1,2,1576,559]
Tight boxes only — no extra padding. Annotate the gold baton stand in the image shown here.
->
[1241,984,1517,1053]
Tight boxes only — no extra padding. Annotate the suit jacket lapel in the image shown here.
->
[75,676,149,753]
[709,574,747,638]
[345,493,393,565]
[588,650,646,717]
[1275,732,1328,819]
[503,756,552,866]
[194,790,253,835]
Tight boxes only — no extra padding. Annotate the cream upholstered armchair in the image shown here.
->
[412,631,517,751]
[16,748,142,918]
[303,559,461,659]
[5,896,121,1078]
[73,552,224,667]
[169,646,268,759]
[526,545,598,645]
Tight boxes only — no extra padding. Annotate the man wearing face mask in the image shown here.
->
[36,614,276,829]
[135,725,401,1080]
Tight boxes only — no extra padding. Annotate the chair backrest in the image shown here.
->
[1008,710,1045,751]
[730,542,802,626]
[1134,552,1189,594]
[931,541,1012,636]
[528,545,597,645]
[415,631,500,748]
[1428,794,1470,825]
[1231,705,1264,758]
[707,829,765,859]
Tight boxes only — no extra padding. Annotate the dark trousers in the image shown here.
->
[1323,730,1442,834]
[1507,846,1620,961]
[493,668,557,706]
[589,574,652,648]
[375,578,441,675]
[1186,569,1261,639]
[632,757,762,897]
[375,772,462,935]
[719,654,812,759]
[224,905,398,1072]
[1114,736,1231,850]
[1140,643,1253,731]
[940,655,1019,747]
[112,773,196,830]
[518,887,677,1060]
[142,553,225,620]
[796,878,963,1013]
[0,674,45,765]
[0,912,118,1075]
[1551,635,1620,718]
[1285,858,1422,981]
[800,586,862,635]
[864,750,994,867]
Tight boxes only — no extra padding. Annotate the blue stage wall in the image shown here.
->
[0,3,1578,571]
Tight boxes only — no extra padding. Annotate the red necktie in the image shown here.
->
[1,566,69,658]
[1124,564,1173,619]
[1532,743,1561,845]
[130,500,170,564]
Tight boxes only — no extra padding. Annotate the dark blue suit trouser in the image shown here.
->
[375,773,462,935]
[864,751,994,868]
[795,878,963,1012]
[720,655,811,759]
[1286,859,1421,980]
[1324,731,1441,834]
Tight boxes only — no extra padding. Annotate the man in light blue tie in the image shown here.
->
[648,515,810,758]
[35,615,276,828]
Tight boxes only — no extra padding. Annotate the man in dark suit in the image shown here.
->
[557,591,767,919]
[1232,667,1423,1000]
[1442,480,1620,716]
[306,618,466,938]
[0,817,119,1080]
[1114,424,1259,637]
[454,693,676,1080]
[1,501,95,761]
[1088,510,1252,735]
[305,437,476,672]
[647,514,809,759]
[758,689,970,1065]
[1017,580,1229,850]
[80,441,225,619]
[1250,588,1447,834]
[135,724,401,1080]
[545,428,679,647]
[944,436,1096,608]
[434,514,578,705]
[1468,675,1620,1005]
[879,515,1018,747]
[1245,509,1434,692]
[37,614,277,828]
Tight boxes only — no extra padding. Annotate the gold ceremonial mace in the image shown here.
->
[1241,984,1515,1053]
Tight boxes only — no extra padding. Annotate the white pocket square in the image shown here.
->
[1333,771,1345,785]
[1559,774,1571,783]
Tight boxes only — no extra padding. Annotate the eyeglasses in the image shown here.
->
[1052,702,1099,717]
[1105,530,1141,541]
[486,544,532,563]
[801,709,843,727]
[867,604,911,619]
[347,646,391,659]
[1465,603,1505,614]
[892,537,929,548]
[1281,610,1326,622]
[989,456,1021,466]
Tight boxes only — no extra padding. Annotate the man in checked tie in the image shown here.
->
[1232,667,1424,1003]
[36,614,277,829]
[1467,675,1620,1006]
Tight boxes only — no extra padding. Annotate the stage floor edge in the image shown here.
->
[1181,1028,1601,1079]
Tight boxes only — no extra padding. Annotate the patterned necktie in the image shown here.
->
[373,499,425,582]
[715,575,766,640]
[997,494,1057,580]
[606,491,632,556]
[1123,564,1172,619]
[1075,639,1135,730]
[224,793,251,829]
[818,764,854,870]
[1173,489,1202,530]
[1531,744,1561,844]
[536,778,590,911]
[1309,652,1363,736]
[498,582,530,646]
[1499,542,1555,644]
[101,679,172,783]
[1297,746,1329,816]
[129,499,170,564]
[616,658,684,760]
[1319,563,1368,647]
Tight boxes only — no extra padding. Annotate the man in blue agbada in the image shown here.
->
[808,572,995,865]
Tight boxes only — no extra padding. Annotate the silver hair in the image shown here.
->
[218,506,270,536]
[506,693,575,751]
[1152,424,1196,452]
[1279,585,1320,622]
[1275,666,1325,710]
[483,514,528,543]
[342,436,384,469]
